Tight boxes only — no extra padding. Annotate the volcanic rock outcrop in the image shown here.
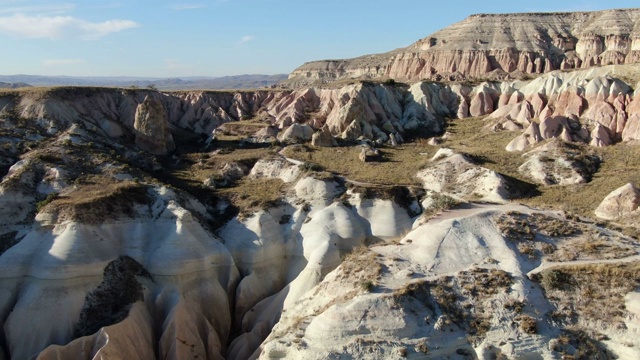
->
[286,8,640,86]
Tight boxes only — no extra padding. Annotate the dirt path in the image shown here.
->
[527,254,640,277]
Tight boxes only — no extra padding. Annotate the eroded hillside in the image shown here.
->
[285,8,640,87]
[0,63,639,359]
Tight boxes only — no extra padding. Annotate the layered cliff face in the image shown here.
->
[286,8,640,86]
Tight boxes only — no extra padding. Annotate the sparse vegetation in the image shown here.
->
[282,144,435,186]
[517,315,537,334]
[217,178,285,216]
[36,192,59,212]
[40,177,149,223]
[394,268,513,345]
[537,262,640,330]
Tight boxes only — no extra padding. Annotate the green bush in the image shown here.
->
[36,193,59,212]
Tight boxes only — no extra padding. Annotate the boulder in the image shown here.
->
[221,162,249,181]
[595,183,640,220]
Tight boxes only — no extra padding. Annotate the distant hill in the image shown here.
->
[0,74,288,90]
[0,82,31,89]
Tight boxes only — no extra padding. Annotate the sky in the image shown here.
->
[0,0,638,78]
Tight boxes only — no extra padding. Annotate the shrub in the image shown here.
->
[541,269,569,290]
[518,315,537,334]
[36,192,59,212]
[360,280,374,292]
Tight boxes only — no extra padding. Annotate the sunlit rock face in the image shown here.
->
[287,9,640,86]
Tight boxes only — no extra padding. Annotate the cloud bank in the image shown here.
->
[0,14,139,40]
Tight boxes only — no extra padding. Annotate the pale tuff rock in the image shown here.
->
[518,140,600,185]
[595,183,640,220]
[277,123,314,143]
[37,304,155,360]
[584,100,626,141]
[287,9,640,85]
[133,96,175,155]
[418,148,509,203]
[539,116,569,139]
[0,186,240,359]
[221,162,249,181]
[294,177,342,207]
[506,122,542,152]
[249,157,300,183]
[311,126,337,147]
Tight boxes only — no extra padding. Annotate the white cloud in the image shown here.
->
[43,58,86,67]
[0,14,139,40]
[0,2,75,15]
[171,4,206,11]
[239,35,254,44]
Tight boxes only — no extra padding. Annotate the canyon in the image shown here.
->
[1,7,640,360]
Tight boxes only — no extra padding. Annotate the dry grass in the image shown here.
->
[549,233,638,262]
[394,267,513,344]
[523,143,640,219]
[216,178,285,216]
[494,211,580,258]
[550,328,615,360]
[444,117,525,179]
[340,245,383,292]
[494,211,637,261]
[282,143,435,186]
[41,176,149,223]
[443,117,640,229]
[538,261,640,330]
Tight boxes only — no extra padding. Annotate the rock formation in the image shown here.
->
[417,148,510,203]
[133,96,175,155]
[595,183,640,220]
[286,9,640,86]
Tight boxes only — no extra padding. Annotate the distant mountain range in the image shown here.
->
[0,74,288,90]
[0,82,31,89]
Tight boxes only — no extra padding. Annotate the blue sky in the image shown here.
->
[0,0,637,77]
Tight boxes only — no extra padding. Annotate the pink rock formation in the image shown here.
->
[590,123,612,147]
[553,90,585,120]
[287,9,640,86]
[622,94,640,141]
[469,91,494,117]
[506,122,542,152]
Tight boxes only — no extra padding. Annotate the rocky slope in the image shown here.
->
[1,62,640,359]
[286,8,640,86]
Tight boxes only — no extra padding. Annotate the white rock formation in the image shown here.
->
[417,148,509,203]
[595,183,640,220]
